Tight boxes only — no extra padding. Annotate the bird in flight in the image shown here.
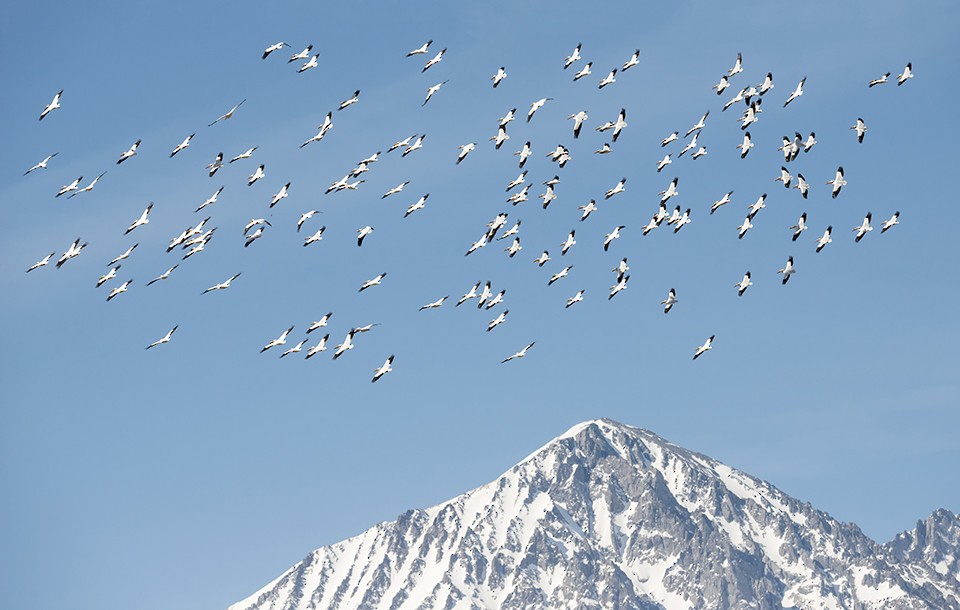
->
[693,335,714,360]
[501,343,536,363]
[146,326,178,350]
[208,99,247,126]
[202,273,242,295]
[24,153,58,176]
[371,355,395,382]
[783,77,806,107]
[406,40,432,57]
[262,42,289,60]
[261,326,295,353]
[39,89,63,121]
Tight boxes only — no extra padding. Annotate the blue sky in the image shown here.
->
[1,1,958,609]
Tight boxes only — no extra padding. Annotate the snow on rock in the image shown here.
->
[229,419,960,610]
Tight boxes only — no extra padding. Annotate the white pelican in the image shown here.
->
[622,49,640,71]
[27,252,56,272]
[775,166,793,189]
[208,99,247,126]
[207,152,224,177]
[67,172,107,198]
[288,45,312,63]
[388,134,417,153]
[307,313,333,333]
[298,54,319,73]
[565,290,584,308]
[108,243,138,266]
[711,191,734,215]
[202,273,241,294]
[573,62,592,81]
[569,110,588,138]
[406,40,432,57]
[693,335,714,360]
[735,272,752,296]
[96,265,120,288]
[790,213,808,241]
[39,89,63,121]
[869,72,890,87]
[603,226,625,251]
[853,212,873,242]
[116,139,141,164]
[816,226,833,253]
[402,134,425,156]
[332,329,356,360]
[420,296,448,311]
[609,275,629,300]
[827,166,846,199]
[737,132,753,158]
[371,355,394,382]
[125,202,153,234]
[106,280,132,302]
[598,68,617,89]
[881,211,900,233]
[564,43,582,69]
[303,226,326,247]
[232,148,257,165]
[783,77,806,107]
[457,281,481,306]
[661,132,679,146]
[280,340,307,358]
[515,141,532,167]
[339,90,360,111]
[795,174,809,199]
[247,164,265,186]
[404,193,429,218]
[305,334,330,359]
[456,143,475,165]
[501,343,535,363]
[605,177,626,199]
[727,52,743,77]
[357,226,374,247]
[422,48,446,72]
[359,273,386,292]
[778,256,796,284]
[659,177,679,204]
[661,288,678,314]
[897,62,913,85]
[561,230,576,255]
[146,265,178,286]
[297,210,320,232]
[486,310,509,332]
[549,266,573,286]
[269,182,291,208]
[851,117,868,143]
[262,42,288,59]
[170,133,194,157]
[146,326,178,350]
[534,251,551,266]
[24,153,58,175]
[491,66,507,88]
[527,97,552,122]
[261,326,295,353]
[685,110,709,137]
[423,81,448,106]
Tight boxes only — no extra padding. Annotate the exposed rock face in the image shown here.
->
[229,419,960,610]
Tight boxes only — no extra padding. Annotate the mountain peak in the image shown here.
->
[230,423,960,610]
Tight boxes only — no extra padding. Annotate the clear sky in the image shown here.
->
[1,1,958,609]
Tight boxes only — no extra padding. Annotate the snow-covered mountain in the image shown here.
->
[229,419,960,610]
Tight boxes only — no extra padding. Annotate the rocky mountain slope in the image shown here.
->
[229,419,960,610]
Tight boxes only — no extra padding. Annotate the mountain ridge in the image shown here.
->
[229,419,959,610]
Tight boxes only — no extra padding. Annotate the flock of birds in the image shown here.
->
[23,40,914,379]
